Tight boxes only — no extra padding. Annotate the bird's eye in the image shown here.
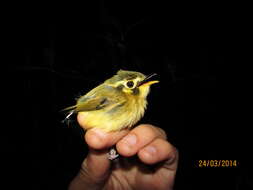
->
[126,81,135,88]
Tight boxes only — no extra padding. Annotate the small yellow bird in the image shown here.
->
[63,69,159,133]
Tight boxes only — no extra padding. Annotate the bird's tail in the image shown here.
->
[61,105,77,112]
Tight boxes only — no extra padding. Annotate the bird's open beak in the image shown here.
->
[138,73,159,87]
[140,80,159,86]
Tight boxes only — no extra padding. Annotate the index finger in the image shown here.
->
[77,113,128,149]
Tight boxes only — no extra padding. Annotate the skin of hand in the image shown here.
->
[68,114,179,190]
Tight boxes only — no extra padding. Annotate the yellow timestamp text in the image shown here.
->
[196,160,238,168]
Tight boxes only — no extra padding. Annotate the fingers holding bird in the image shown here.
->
[115,124,178,169]
[78,113,177,165]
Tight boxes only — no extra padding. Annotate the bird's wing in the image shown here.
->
[75,96,110,112]
[75,85,126,112]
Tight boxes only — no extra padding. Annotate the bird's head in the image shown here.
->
[105,70,159,98]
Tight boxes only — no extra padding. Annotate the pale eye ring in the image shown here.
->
[126,80,135,88]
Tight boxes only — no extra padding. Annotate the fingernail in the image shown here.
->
[122,134,137,146]
[144,146,157,155]
[91,128,107,140]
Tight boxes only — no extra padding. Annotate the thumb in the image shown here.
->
[68,148,111,190]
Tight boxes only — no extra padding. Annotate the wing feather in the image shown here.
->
[65,84,126,113]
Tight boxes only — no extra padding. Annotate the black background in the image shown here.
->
[4,1,251,190]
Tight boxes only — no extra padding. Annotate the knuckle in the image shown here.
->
[138,124,157,136]
[172,146,179,157]
[166,144,179,161]
[137,124,167,139]
[156,127,167,139]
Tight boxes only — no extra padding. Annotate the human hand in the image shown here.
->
[68,114,179,190]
